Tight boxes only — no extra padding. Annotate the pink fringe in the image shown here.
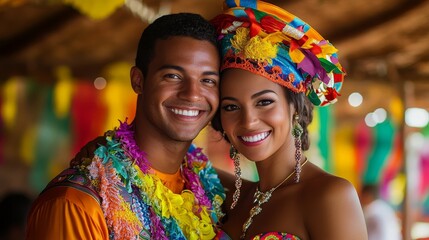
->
[89,157,141,238]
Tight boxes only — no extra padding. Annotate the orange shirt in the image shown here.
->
[25,169,186,240]
[26,186,109,240]
[152,167,185,194]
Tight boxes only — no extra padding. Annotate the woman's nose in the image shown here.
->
[240,107,258,128]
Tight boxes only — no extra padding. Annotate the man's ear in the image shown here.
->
[131,66,144,94]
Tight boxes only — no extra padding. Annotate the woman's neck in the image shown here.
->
[255,144,298,192]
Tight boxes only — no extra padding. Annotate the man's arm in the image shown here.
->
[26,186,108,239]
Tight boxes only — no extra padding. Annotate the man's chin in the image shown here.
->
[173,135,199,143]
[170,131,201,143]
[167,122,209,142]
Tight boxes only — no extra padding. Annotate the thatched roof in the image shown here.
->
[1,0,429,119]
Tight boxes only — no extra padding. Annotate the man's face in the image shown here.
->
[134,36,220,142]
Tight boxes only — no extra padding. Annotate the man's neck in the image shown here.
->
[134,124,191,174]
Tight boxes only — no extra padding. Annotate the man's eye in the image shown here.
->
[257,99,274,106]
[164,74,181,80]
[222,104,239,111]
[201,78,217,86]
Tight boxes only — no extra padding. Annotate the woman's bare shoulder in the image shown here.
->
[307,171,355,197]
[300,165,367,240]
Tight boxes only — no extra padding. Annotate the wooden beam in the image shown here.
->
[0,6,80,56]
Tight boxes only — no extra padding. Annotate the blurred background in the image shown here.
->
[0,0,428,239]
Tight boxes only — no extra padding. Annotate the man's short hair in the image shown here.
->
[135,13,217,77]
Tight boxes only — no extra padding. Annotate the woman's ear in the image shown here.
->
[289,103,296,120]
[130,66,144,94]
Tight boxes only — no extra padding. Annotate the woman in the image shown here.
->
[211,1,367,239]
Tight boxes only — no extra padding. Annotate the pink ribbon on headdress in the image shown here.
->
[297,48,330,85]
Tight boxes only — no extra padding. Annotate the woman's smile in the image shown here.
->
[239,131,271,145]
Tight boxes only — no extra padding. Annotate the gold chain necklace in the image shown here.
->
[240,158,309,239]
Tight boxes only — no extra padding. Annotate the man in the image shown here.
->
[26,13,225,239]
[360,184,401,240]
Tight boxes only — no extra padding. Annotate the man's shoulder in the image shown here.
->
[43,166,101,204]
[71,135,107,167]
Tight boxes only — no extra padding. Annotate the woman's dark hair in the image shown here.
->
[285,90,313,151]
[135,13,218,77]
[210,87,313,150]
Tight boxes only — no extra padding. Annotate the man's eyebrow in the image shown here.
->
[158,65,219,76]
[202,71,219,76]
[158,65,183,71]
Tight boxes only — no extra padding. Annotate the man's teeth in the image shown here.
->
[241,132,269,143]
[171,108,199,117]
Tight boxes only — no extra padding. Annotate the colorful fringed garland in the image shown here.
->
[81,120,225,239]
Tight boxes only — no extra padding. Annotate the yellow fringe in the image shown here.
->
[231,27,278,64]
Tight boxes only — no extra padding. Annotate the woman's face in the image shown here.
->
[220,69,294,162]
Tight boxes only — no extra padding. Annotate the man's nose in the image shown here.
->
[178,80,203,102]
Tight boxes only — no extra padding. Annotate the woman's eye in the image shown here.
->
[222,104,239,111]
[257,99,274,106]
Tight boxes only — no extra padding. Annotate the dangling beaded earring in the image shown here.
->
[292,112,304,183]
[229,145,242,209]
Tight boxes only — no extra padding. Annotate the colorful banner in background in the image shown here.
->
[70,81,107,154]
[363,118,396,184]
[30,86,72,191]
[62,0,125,19]
[309,105,405,208]
[0,62,136,192]
[420,124,429,216]
[101,62,136,131]
[317,106,333,172]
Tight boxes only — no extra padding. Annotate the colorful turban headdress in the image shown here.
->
[211,0,345,106]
